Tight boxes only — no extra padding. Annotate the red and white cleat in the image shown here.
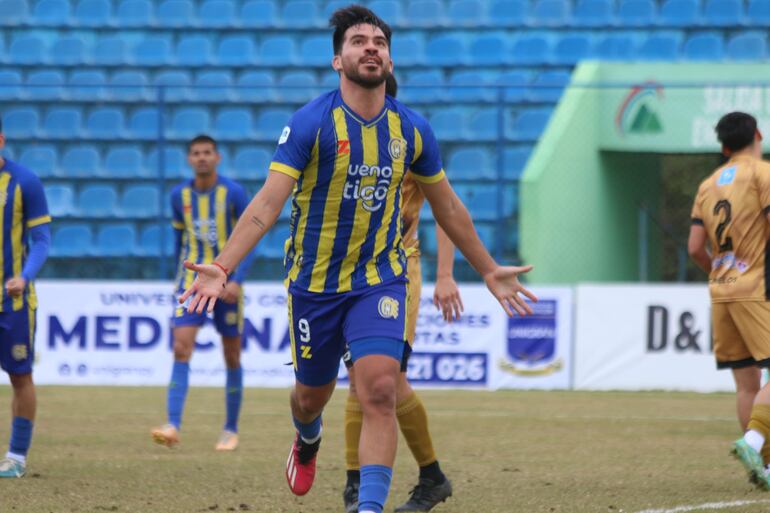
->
[285,433,320,496]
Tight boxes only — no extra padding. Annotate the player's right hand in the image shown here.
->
[178,261,227,314]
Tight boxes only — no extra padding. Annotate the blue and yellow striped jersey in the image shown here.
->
[170,176,250,290]
[270,90,445,294]
[0,159,51,311]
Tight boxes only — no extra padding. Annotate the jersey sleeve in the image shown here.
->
[21,172,51,228]
[757,164,770,215]
[269,109,317,180]
[170,189,184,230]
[690,182,706,226]
[409,117,446,184]
[231,182,250,218]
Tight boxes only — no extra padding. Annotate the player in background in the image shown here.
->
[151,135,255,452]
[688,112,770,488]
[0,117,52,478]
[342,74,461,513]
[180,6,536,513]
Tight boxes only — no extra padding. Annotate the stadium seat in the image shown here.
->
[454,184,499,220]
[747,0,770,26]
[78,185,118,217]
[368,1,403,25]
[20,146,57,178]
[0,0,28,26]
[278,71,318,103]
[281,0,321,28]
[256,109,293,139]
[116,0,153,27]
[533,0,569,26]
[137,224,175,256]
[447,148,496,179]
[50,35,88,66]
[320,71,339,90]
[193,71,233,102]
[322,0,349,21]
[132,36,172,66]
[300,35,331,66]
[9,35,46,65]
[86,108,125,139]
[0,71,22,101]
[406,0,446,27]
[448,0,485,26]
[241,0,277,28]
[528,71,570,103]
[94,36,127,66]
[44,184,75,217]
[637,32,683,60]
[447,71,496,103]
[426,33,468,66]
[3,108,39,139]
[147,147,187,179]
[617,0,656,27]
[658,0,699,26]
[69,71,107,101]
[154,70,192,102]
[109,71,150,102]
[32,0,70,26]
[44,107,82,139]
[391,33,425,66]
[59,146,100,177]
[488,0,527,26]
[27,70,65,101]
[502,146,532,179]
[128,107,160,139]
[703,0,743,27]
[430,107,467,141]
[233,148,270,180]
[466,108,499,142]
[156,0,194,27]
[104,146,148,178]
[199,0,236,28]
[120,185,160,217]
[51,224,93,257]
[509,108,553,141]
[260,36,298,66]
[170,108,210,139]
[684,33,725,60]
[573,0,613,26]
[401,70,445,104]
[94,223,137,256]
[470,33,508,66]
[217,35,257,66]
[74,0,112,26]
[215,109,254,141]
[510,33,551,65]
[235,71,276,102]
[727,32,767,60]
[595,33,640,60]
[552,33,593,65]
[497,70,532,103]
[175,36,212,68]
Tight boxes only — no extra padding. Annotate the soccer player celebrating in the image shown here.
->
[0,117,52,478]
[342,74,461,513]
[180,6,536,513]
[151,135,254,451]
[688,112,770,487]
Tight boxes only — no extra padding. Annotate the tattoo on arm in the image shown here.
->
[251,216,266,231]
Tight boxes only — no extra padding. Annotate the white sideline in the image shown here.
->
[633,499,770,513]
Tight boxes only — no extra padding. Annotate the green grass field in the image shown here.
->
[1,387,769,513]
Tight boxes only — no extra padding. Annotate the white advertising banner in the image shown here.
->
[574,284,734,392]
[2,281,572,390]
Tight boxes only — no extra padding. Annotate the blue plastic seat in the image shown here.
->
[193,71,233,102]
[44,184,75,217]
[488,0,527,26]
[32,0,70,25]
[533,0,569,26]
[281,0,320,28]
[59,146,99,177]
[618,0,656,26]
[552,33,593,65]
[727,32,767,60]
[74,0,111,26]
[44,107,82,139]
[573,0,613,26]
[27,70,65,101]
[0,0,28,25]
[241,0,277,28]
[747,0,770,25]
[199,0,236,28]
[147,146,186,179]
[94,36,126,65]
[217,35,256,66]
[447,71,496,103]
[215,109,254,140]
[128,107,159,138]
[4,108,39,139]
[447,148,496,179]
[595,33,640,59]
[406,0,445,27]
[175,36,211,67]
[391,33,425,66]
[50,35,88,65]
[171,108,210,139]
[497,70,532,103]
[78,185,118,217]
[236,71,276,102]
[510,108,553,141]
[637,32,683,60]
[528,71,570,103]
[156,0,194,27]
[278,71,318,103]
[469,33,508,66]
[95,223,136,256]
[466,108,499,142]
[401,70,445,104]
[21,146,57,178]
[430,107,466,141]
[300,35,330,66]
[0,71,22,100]
[120,185,160,217]
[257,225,289,258]
[320,71,339,90]
[132,36,171,66]
[116,0,153,27]
[51,224,93,257]
[86,108,125,139]
[104,146,147,178]
[368,1,403,25]
[9,35,46,65]
[448,0,485,26]
[426,33,467,66]
[502,146,532,179]
[256,109,292,139]
[155,70,192,102]
[137,224,175,256]
[454,184,499,221]
[704,0,742,27]
[260,36,297,66]
[510,33,551,65]
[684,33,725,60]
[322,0,350,21]
[109,71,150,101]
[233,148,270,180]
[659,0,699,26]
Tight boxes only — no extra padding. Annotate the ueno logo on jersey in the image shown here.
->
[344,164,393,213]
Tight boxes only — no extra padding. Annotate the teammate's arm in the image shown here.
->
[433,222,463,322]
[8,173,51,297]
[687,223,711,273]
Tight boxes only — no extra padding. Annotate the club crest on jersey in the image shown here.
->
[388,138,405,161]
[11,344,27,361]
[378,296,400,319]
[717,166,736,186]
[225,311,238,325]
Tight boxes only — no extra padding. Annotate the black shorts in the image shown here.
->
[343,343,412,373]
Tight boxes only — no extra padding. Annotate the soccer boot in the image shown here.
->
[731,438,769,490]
[151,423,180,448]
[215,430,239,451]
[342,480,359,513]
[285,433,320,496]
[0,457,25,478]
[394,478,453,512]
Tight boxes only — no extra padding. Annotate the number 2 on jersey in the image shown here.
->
[714,199,733,252]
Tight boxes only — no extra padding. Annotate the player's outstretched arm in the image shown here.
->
[180,171,296,314]
[687,224,711,273]
[433,222,463,322]
[420,178,537,317]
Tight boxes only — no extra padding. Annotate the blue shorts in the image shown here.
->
[0,307,36,375]
[288,277,409,387]
[172,289,243,337]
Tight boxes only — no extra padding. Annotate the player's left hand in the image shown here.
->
[483,265,538,317]
[5,276,26,297]
[221,281,241,304]
[433,275,463,322]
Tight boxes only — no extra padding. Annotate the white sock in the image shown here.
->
[745,429,765,453]
[300,427,322,445]
[5,452,25,465]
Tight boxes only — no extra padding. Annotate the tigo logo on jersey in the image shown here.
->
[278,126,291,145]
[388,138,405,161]
[717,166,737,186]
[337,140,350,155]
[344,165,393,213]
[378,296,400,319]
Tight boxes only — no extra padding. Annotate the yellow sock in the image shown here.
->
[344,393,363,471]
[397,392,437,467]
[762,442,770,466]
[748,404,770,441]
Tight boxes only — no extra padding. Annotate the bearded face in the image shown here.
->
[336,24,392,90]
